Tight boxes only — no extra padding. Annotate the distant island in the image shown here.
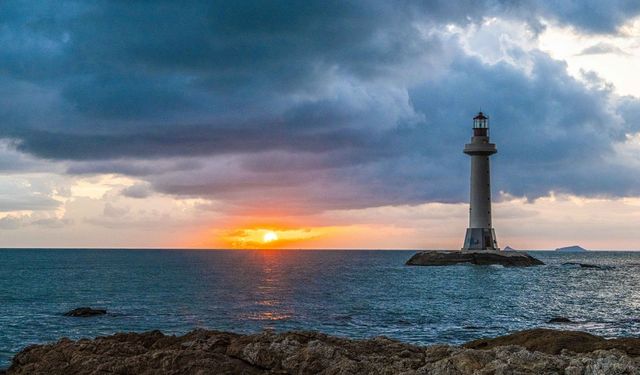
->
[503,246,516,251]
[555,245,588,253]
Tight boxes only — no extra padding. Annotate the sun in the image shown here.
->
[219,226,335,249]
[262,231,278,243]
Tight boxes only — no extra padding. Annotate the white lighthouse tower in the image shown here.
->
[462,112,499,251]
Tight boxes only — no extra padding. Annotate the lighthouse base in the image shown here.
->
[405,250,544,267]
[462,228,498,251]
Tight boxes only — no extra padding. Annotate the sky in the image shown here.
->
[2,1,640,250]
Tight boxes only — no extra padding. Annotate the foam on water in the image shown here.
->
[0,249,639,367]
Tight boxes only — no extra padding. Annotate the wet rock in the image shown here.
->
[406,250,544,267]
[63,307,107,317]
[562,262,608,269]
[548,317,573,323]
[7,328,640,374]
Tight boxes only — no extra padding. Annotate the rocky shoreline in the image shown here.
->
[5,328,640,374]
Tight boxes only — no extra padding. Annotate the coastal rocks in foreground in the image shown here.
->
[7,329,640,375]
[406,250,544,267]
[63,307,107,317]
[464,328,640,356]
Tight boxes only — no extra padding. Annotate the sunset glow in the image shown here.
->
[214,225,354,249]
[220,227,310,249]
[262,231,278,243]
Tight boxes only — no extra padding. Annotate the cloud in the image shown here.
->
[534,0,640,34]
[0,215,72,230]
[0,178,62,212]
[577,42,630,55]
[0,196,60,212]
[138,48,640,212]
[0,216,22,230]
[67,159,202,176]
[1,0,640,218]
[103,202,129,218]
[32,217,73,229]
[0,140,58,173]
[121,183,152,199]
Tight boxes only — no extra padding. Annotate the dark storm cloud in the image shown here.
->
[407,50,640,200]
[0,0,449,159]
[147,48,640,210]
[11,122,378,160]
[0,1,439,122]
[66,159,202,176]
[535,0,640,34]
[2,0,640,212]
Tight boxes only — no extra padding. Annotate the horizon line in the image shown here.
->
[1,247,640,252]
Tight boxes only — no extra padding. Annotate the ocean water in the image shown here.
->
[1,249,640,367]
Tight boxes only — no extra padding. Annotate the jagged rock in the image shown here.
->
[406,250,544,267]
[63,307,107,317]
[6,328,640,374]
[548,317,573,323]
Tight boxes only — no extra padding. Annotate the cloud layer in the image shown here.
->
[2,0,640,219]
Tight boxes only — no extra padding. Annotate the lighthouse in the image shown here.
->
[462,112,499,251]
[406,111,543,265]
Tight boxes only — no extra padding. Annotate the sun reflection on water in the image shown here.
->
[240,250,294,324]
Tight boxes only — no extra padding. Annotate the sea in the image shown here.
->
[1,249,639,367]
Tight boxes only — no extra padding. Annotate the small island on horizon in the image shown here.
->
[555,245,588,253]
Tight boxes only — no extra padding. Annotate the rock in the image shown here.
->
[562,262,608,269]
[405,250,544,267]
[5,328,640,374]
[548,317,573,323]
[555,245,588,253]
[63,307,107,317]
[463,328,640,356]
